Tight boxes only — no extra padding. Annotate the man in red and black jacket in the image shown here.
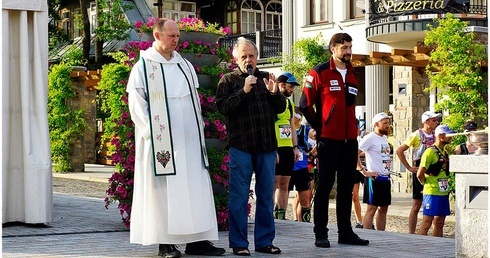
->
[299,33,369,248]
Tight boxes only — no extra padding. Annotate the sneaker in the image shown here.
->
[158,244,181,258]
[355,222,363,228]
[338,233,369,246]
[274,209,286,220]
[185,241,226,256]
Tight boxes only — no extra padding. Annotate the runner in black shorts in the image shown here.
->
[288,109,313,222]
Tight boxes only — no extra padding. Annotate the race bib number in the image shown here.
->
[438,178,449,192]
[298,152,305,161]
[279,124,292,139]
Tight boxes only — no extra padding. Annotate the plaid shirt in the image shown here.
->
[216,68,286,153]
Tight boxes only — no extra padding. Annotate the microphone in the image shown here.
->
[246,65,253,75]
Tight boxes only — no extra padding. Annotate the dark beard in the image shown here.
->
[340,54,351,63]
[379,128,389,135]
[281,89,292,97]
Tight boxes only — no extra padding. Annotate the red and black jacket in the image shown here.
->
[299,57,358,141]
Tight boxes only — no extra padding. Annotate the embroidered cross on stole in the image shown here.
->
[142,57,209,176]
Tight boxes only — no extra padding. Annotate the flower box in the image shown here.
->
[180,31,221,44]
[180,53,220,67]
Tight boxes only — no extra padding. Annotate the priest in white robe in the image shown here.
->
[2,0,53,224]
[126,18,225,257]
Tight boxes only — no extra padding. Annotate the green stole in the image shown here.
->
[142,56,208,176]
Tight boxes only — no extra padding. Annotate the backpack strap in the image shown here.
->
[460,143,469,155]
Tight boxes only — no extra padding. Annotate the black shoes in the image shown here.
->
[185,240,226,256]
[338,233,370,246]
[158,244,181,258]
[314,237,331,248]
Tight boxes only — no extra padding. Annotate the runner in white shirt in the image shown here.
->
[357,112,392,231]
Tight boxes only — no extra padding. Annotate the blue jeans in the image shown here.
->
[228,147,276,249]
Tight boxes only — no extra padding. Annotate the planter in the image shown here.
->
[180,53,220,67]
[180,31,221,44]
[197,73,216,90]
[212,182,227,195]
[205,138,227,151]
[139,32,154,42]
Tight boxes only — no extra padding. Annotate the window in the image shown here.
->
[162,1,196,21]
[241,0,263,33]
[350,0,365,19]
[310,0,328,24]
[265,1,282,30]
[90,2,97,35]
[225,1,238,34]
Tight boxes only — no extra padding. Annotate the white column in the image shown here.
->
[364,42,390,131]
[281,0,293,58]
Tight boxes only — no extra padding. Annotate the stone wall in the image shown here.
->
[68,69,100,171]
[392,66,430,193]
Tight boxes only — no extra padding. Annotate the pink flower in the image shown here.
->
[182,41,189,48]
[121,95,128,104]
[134,20,143,29]
[207,96,214,103]
[128,52,137,59]
[222,27,232,35]
[223,155,230,163]
[220,164,227,171]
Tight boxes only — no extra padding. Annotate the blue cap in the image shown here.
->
[277,72,300,86]
[435,124,455,136]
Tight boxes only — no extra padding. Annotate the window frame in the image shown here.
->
[265,1,282,31]
[309,0,331,25]
[241,0,264,34]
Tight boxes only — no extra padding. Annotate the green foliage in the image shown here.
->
[97,63,131,158]
[271,34,330,85]
[107,51,129,65]
[94,0,132,41]
[424,13,487,132]
[48,64,86,172]
[61,48,86,67]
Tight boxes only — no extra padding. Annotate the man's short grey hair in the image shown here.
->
[232,37,258,59]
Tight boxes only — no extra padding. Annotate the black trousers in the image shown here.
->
[313,138,357,238]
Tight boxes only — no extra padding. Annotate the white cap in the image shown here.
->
[372,112,390,124]
[421,111,442,123]
[435,124,455,136]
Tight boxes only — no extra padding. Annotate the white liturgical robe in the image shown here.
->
[126,45,218,245]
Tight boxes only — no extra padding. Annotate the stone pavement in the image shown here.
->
[2,165,455,258]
